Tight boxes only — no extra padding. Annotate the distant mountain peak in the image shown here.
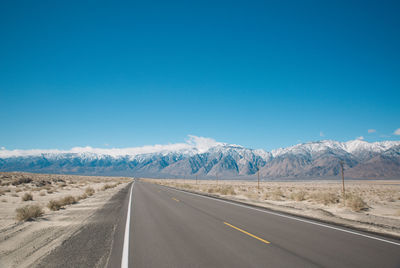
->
[1,137,399,179]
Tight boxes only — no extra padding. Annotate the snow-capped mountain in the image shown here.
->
[1,137,399,179]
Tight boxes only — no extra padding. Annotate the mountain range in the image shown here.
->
[1,136,399,179]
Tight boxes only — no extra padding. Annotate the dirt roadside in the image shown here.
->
[0,172,132,268]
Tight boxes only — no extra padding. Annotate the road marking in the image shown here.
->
[121,182,134,268]
[164,185,400,246]
[172,197,180,202]
[224,222,270,244]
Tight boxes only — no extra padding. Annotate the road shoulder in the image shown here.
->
[34,182,132,268]
[154,182,400,241]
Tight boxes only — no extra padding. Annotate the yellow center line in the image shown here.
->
[224,222,270,244]
[172,197,180,202]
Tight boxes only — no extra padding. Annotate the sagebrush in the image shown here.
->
[16,205,44,221]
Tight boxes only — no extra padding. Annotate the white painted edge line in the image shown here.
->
[121,181,135,268]
[163,184,400,246]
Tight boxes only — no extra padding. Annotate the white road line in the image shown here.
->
[163,185,400,247]
[121,182,135,268]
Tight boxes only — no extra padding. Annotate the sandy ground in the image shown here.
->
[146,178,400,238]
[0,172,132,268]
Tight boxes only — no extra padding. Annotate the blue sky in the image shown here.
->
[1,0,399,151]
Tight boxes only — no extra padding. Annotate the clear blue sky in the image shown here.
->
[1,0,399,151]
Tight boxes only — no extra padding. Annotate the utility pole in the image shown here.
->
[196,175,198,185]
[257,170,260,191]
[340,160,345,202]
[216,175,218,186]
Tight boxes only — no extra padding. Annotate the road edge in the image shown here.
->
[155,183,400,242]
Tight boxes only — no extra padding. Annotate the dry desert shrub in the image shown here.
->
[198,186,206,192]
[312,192,339,205]
[12,177,32,186]
[219,186,236,195]
[47,195,77,211]
[47,189,54,194]
[182,184,192,189]
[39,191,46,196]
[0,189,4,196]
[47,200,63,211]
[77,193,88,201]
[346,193,368,212]
[33,180,52,188]
[16,205,44,221]
[11,193,19,197]
[44,185,52,190]
[58,182,67,188]
[290,191,307,201]
[207,188,215,194]
[85,187,95,196]
[102,183,118,191]
[1,199,6,202]
[244,192,258,200]
[269,189,284,201]
[61,195,77,205]
[22,192,33,201]
[52,178,65,184]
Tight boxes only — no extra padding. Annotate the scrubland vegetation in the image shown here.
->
[21,192,33,201]
[151,179,393,213]
[15,205,44,221]
[101,183,119,191]
[0,172,131,222]
[0,172,133,268]
[85,187,95,196]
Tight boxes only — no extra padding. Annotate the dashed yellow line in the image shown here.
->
[172,197,180,202]
[224,222,270,244]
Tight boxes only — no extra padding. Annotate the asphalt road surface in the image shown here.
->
[108,181,400,268]
[38,180,400,267]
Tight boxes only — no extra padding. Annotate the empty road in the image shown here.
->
[107,180,400,268]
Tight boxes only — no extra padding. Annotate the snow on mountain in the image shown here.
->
[0,135,222,159]
[271,140,400,158]
[342,140,400,155]
[1,136,399,179]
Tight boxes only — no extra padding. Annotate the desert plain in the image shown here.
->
[0,172,131,268]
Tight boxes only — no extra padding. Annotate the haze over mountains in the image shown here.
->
[1,136,399,179]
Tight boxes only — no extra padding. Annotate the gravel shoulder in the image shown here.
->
[35,182,131,268]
